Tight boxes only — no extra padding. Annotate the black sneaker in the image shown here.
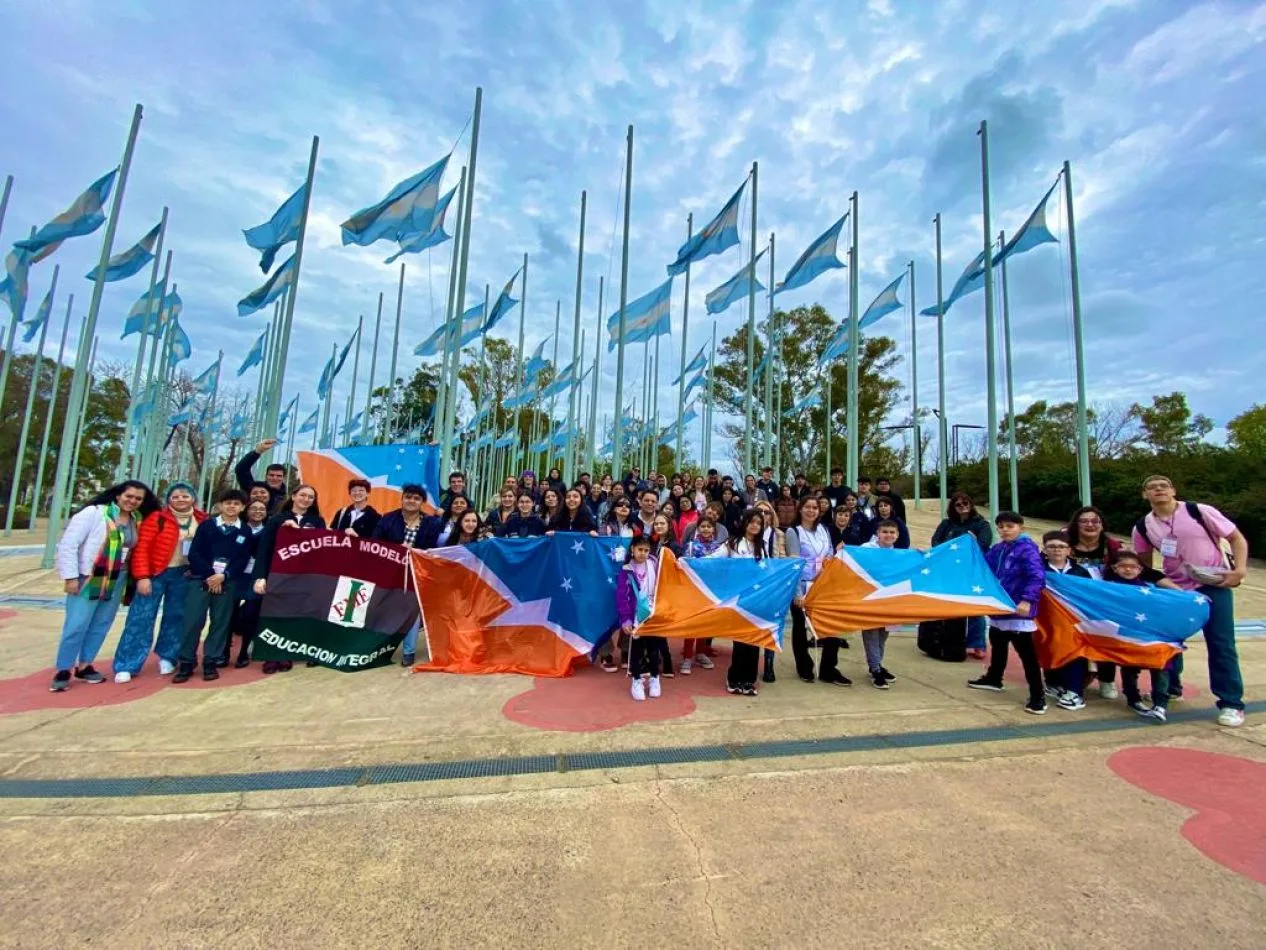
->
[879,667,896,682]
[599,655,618,673]
[870,670,890,690]
[172,663,195,684]
[839,638,849,649]
[1126,699,1149,714]
[234,653,251,669]
[402,653,416,667]
[49,669,71,692]
[821,670,852,687]
[741,683,759,696]
[73,665,105,684]
[967,676,1004,692]
[798,672,815,684]
[202,664,220,682]
[1024,700,1047,715]
[725,683,745,695]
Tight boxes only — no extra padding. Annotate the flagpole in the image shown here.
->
[0,175,12,240]
[30,298,74,533]
[673,214,694,469]
[436,167,464,466]
[549,300,560,475]
[651,324,661,473]
[285,397,298,473]
[199,351,223,501]
[978,120,1000,516]
[321,342,336,449]
[909,258,921,510]
[381,261,405,441]
[512,250,528,474]
[998,231,1018,512]
[364,292,383,443]
[1063,161,1092,505]
[825,365,832,479]
[565,191,586,483]
[934,214,948,512]
[704,322,716,467]
[775,303,785,476]
[477,284,490,496]
[743,161,758,475]
[140,293,175,485]
[5,265,58,535]
[613,124,633,480]
[42,103,143,568]
[347,315,363,444]
[764,231,775,469]
[0,227,36,424]
[252,321,273,441]
[587,276,603,474]
[131,250,174,479]
[846,190,860,489]
[60,335,98,522]
[446,89,482,472]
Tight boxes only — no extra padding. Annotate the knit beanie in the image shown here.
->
[165,481,197,503]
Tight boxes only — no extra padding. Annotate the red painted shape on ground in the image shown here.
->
[0,650,268,715]
[503,645,740,732]
[1109,747,1266,884]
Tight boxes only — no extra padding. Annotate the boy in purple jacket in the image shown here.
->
[969,512,1049,714]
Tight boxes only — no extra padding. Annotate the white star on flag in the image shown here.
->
[560,577,573,591]
[971,585,983,594]
[571,540,585,554]
[611,546,627,563]
[949,543,959,551]
[920,568,931,575]
[1138,587,1152,596]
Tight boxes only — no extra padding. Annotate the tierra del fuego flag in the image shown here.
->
[297,444,442,516]
[254,526,420,671]
[803,540,1014,633]
[1035,572,1209,670]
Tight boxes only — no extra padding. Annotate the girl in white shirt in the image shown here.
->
[784,496,851,687]
[707,509,767,695]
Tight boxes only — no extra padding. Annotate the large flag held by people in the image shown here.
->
[1035,572,1208,671]
[803,541,1014,633]
[412,535,627,677]
[297,444,442,518]
[253,526,420,671]
[85,221,160,282]
[243,183,308,273]
[776,215,847,294]
[15,168,118,259]
[666,181,745,276]
[340,154,449,247]
[632,550,801,650]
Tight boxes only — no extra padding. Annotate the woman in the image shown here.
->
[498,493,546,538]
[517,470,541,505]
[719,486,744,536]
[829,493,870,549]
[585,482,608,522]
[774,484,798,529]
[871,497,911,549]
[670,483,685,506]
[659,498,678,525]
[648,512,679,558]
[329,478,381,537]
[424,495,470,548]
[691,475,709,514]
[545,467,567,498]
[230,498,271,668]
[707,509,767,696]
[539,487,562,525]
[673,495,699,545]
[602,497,636,538]
[112,482,208,683]
[930,491,993,657]
[374,483,430,665]
[785,496,850,687]
[754,500,787,557]
[51,480,159,692]
[485,487,518,532]
[599,473,614,495]
[446,510,483,546]
[1062,504,1125,697]
[252,484,325,674]
[548,488,599,535]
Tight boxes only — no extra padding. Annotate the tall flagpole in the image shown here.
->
[998,231,1018,512]
[675,214,692,468]
[131,249,173,478]
[446,89,482,473]
[549,301,561,474]
[743,161,758,475]
[846,190,860,488]
[253,321,273,440]
[1063,161,1092,505]
[934,214,948,511]
[43,103,143,569]
[587,276,603,473]
[30,299,74,533]
[139,291,175,485]
[705,323,716,467]
[764,231,776,469]
[512,250,528,474]
[909,258,921,510]
[320,342,336,448]
[363,292,383,442]
[825,366,832,479]
[612,124,633,479]
[0,175,12,240]
[61,335,98,521]
[6,265,58,534]
[347,314,363,444]
[437,167,465,466]
[567,191,586,482]
[979,120,1000,516]
[382,262,405,440]
[117,206,168,480]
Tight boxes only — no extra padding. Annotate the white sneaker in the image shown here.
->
[630,677,646,702]
[1044,685,1064,700]
[158,659,175,676]
[648,676,662,698]
[113,671,132,684]
[1138,705,1167,723]
[1099,682,1119,700]
[1217,708,1246,727]
[696,655,715,670]
[680,659,692,676]
[1058,692,1087,711]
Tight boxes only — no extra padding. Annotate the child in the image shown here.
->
[969,512,1048,714]
[1106,550,1179,723]
[680,518,723,675]
[174,490,253,683]
[616,534,663,702]
[860,520,901,689]
[1039,531,1092,711]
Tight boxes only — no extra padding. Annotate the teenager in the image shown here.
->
[231,499,271,668]
[252,484,325,674]
[874,478,907,522]
[446,510,483,546]
[854,476,878,519]
[601,496,635,538]
[112,482,208,683]
[774,484,798,528]
[755,467,779,504]
[50,481,159,692]
[822,468,850,511]
[422,495,470,548]
[1038,531,1093,710]
[517,470,541,506]
[545,467,567,498]
[234,438,288,511]
[829,493,869,549]
[672,495,699,545]
[548,488,599,535]
[932,491,993,658]
[497,493,546,538]
[585,482,609,523]
[706,509,767,695]
[648,512,680,559]
[868,496,911,548]
[786,496,850,686]
[329,478,381,538]
[374,484,430,665]
[539,487,563,525]
[719,486,744,536]
[485,487,519,532]
[438,471,467,509]
[860,520,902,688]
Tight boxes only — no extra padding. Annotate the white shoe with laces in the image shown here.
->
[680,659,693,676]
[158,659,176,676]
[648,676,662,698]
[1099,682,1119,700]
[1217,708,1246,727]
[113,671,132,684]
[630,677,646,702]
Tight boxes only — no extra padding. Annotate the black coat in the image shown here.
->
[497,512,545,538]
[549,507,597,533]
[373,510,426,547]
[330,505,381,537]
[234,451,286,511]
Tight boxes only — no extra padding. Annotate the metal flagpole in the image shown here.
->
[587,276,604,474]
[363,292,383,443]
[0,175,12,240]
[764,232,775,469]
[142,293,178,485]
[117,207,168,480]
[346,315,363,444]
[383,262,405,440]
[675,214,692,467]
[445,90,482,472]
[825,366,832,479]
[61,335,98,522]
[652,328,661,473]
[131,250,173,477]
[998,231,1018,512]
[704,323,716,467]
[30,299,74,533]
[43,103,143,568]
[846,190,860,489]
[743,161,758,475]
[566,192,586,482]
[934,214,948,512]
[979,120,1000,516]
[320,343,336,448]
[6,265,58,535]
[909,258,921,510]
[476,284,490,496]
[512,250,528,474]
[252,321,273,440]
[1063,161,1092,505]
[613,124,633,479]
[436,167,465,465]
[549,300,560,474]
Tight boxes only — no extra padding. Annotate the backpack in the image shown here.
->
[916,618,967,662]
[1133,502,1235,569]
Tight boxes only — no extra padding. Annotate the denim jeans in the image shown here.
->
[112,567,188,675]
[966,615,987,651]
[1122,667,1171,709]
[55,580,126,671]
[862,629,889,672]
[401,617,422,657]
[1200,584,1243,710]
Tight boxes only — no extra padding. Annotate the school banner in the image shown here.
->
[254,525,419,671]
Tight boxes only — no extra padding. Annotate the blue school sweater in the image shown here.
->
[187,517,254,581]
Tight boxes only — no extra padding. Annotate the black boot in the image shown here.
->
[172,662,195,684]
[202,662,220,682]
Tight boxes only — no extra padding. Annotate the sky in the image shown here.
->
[2,0,1264,471]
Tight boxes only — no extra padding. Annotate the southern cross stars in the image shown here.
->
[1135,612,1147,622]
[560,577,573,591]
[571,540,585,554]
[971,585,983,594]
[920,568,931,576]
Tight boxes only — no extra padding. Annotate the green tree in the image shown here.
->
[365,363,441,443]
[1130,391,1213,454]
[1226,403,1266,456]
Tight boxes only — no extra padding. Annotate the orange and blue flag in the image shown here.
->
[803,541,1014,633]
[297,444,441,517]
[411,536,627,677]
[632,550,802,651]
[1036,573,1209,670]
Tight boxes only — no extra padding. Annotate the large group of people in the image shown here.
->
[48,443,1250,728]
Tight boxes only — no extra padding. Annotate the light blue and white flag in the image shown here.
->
[818,319,851,366]
[684,368,707,398]
[167,403,193,427]
[474,432,494,450]
[237,255,296,317]
[671,343,707,385]
[776,215,847,295]
[495,432,518,450]
[317,328,359,400]
[237,329,267,376]
[858,272,905,330]
[192,356,221,397]
[754,350,769,381]
[995,180,1060,267]
[792,391,822,413]
[341,410,364,437]
[384,185,457,265]
[414,321,448,358]
[0,246,32,322]
[21,281,55,344]
[667,181,745,276]
[705,248,767,316]
[243,182,308,273]
[483,268,521,332]
[230,413,250,440]
[458,302,486,347]
[607,278,673,351]
[167,322,192,368]
[15,168,118,259]
[523,337,550,386]
[920,251,986,317]
[279,395,299,433]
[298,408,320,434]
[129,385,157,425]
[340,154,449,247]
[85,221,161,283]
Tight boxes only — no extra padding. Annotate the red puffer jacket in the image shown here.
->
[130,508,209,580]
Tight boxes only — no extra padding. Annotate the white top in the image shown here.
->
[708,538,759,559]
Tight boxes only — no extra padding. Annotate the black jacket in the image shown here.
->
[828,511,870,548]
[1044,559,1092,578]
[188,518,254,581]
[497,512,545,538]
[931,514,992,551]
[549,507,597,533]
[878,492,907,522]
[373,510,426,547]
[252,511,327,580]
[330,505,381,537]
[234,451,286,511]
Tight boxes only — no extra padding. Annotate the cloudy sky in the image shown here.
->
[2,0,1263,469]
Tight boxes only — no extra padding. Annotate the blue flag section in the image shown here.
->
[458,302,486,346]
[167,322,192,368]
[298,409,319,434]
[776,215,848,294]
[0,247,32,321]
[340,154,449,247]
[858,272,906,330]
[191,356,221,396]
[523,337,550,385]
[414,321,448,358]
[237,330,267,376]
[792,392,821,412]
[237,255,296,316]
[243,183,308,273]
[996,180,1060,267]
[606,278,673,351]
[384,185,457,265]
[482,269,521,332]
[85,221,160,282]
[15,168,118,258]
[318,329,358,400]
[22,283,54,343]
[920,250,986,317]
[672,343,708,385]
[666,180,746,276]
[705,249,767,316]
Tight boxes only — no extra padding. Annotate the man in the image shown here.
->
[1132,474,1250,727]
[622,467,642,496]
[235,438,288,511]
[875,477,907,522]
[247,484,272,510]
[633,487,659,537]
[755,467,778,503]
[790,472,810,501]
[822,468,851,510]
[656,473,670,503]
[855,475,878,519]
[373,484,430,666]
[439,471,467,509]
[705,469,723,501]
[577,472,592,492]
[739,474,766,507]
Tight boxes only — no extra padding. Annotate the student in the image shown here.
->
[829,493,870,548]
[1038,531,1092,711]
[719,486,744,536]
[174,490,253,683]
[932,491,993,659]
[681,501,730,545]
[1062,506,1121,579]
[648,513,680,559]
[774,484,798,528]
[231,499,271,668]
[423,495,470,548]
[690,475,709,513]
[854,476,878,519]
[539,487,562,525]
[548,488,599,535]
[707,509,767,696]
[679,517,723,675]
[234,438,289,511]
[755,467,779,504]
[1105,550,1180,723]
[822,468,851,511]
[672,495,699,545]
[498,493,546,538]
[789,472,810,501]
[874,478,907,522]
[112,482,208,683]
[329,478,381,538]
[445,510,483,546]
[438,471,468,509]
[584,482,609,523]
[616,535,662,701]
[251,484,326,674]
[860,520,902,688]
[869,497,911,548]
[545,467,567,497]
[50,481,158,692]
[374,484,430,665]
[485,488,518,532]
[1132,475,1249,727]
[968,512,1048,713]
[739,474,765,507]
[786,496,850,686]
[601,496,635,538]
[517,470,541,505]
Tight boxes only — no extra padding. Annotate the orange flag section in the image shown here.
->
[632,550,782,651]
[1034,591,1182,671]
[296,450,440,517]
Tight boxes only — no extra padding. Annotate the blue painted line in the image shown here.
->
[2,701,1262,800]
[0,546,43,559]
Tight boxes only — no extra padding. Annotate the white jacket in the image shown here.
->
[55,505,112,581]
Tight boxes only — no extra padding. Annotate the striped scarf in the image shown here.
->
[82,504,128,602]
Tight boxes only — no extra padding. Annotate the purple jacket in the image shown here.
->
[985,536,1045,618]
[615,557,656,627]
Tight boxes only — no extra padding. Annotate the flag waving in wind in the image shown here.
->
[672,343,708,385]
[243,182,308,273]
[858,272,905,330]
[0,247,32,321]
[298,409,320,434]
[191,356,222,397]
[341,154,449,247]
[996,180,1060,267]
[776,215,847,294]
[22,281,55,344]
[318,328,359,400]
[607,278,673,351]
[15,168,118,259]
[167,322,192,368]
[667,180,746,276]
[237,255,296,316]
[385,185,457,265]
[237,330,268,376]
[706,248,767,316]
[85,221,160,283]
[523,337,550,386]
[482,269,521,333]
[791,392,822,412]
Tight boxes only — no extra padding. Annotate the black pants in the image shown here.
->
[1122,667,1170,709]
[630,636,665,678]
[791,605,840,681]
[235,597,262,658]
[984,627,1044,703]
[728,642,761,688]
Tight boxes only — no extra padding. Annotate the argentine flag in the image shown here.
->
[776,215,847,295]
[385,185,457,265]
[705,249,767,316]
[858,273,905,330]
[483,269,521,332]
[16,168,118,259]
[671,343,707,385]
[607,278,673,351]
[237,255,296,317]
[996,180,1060,267]
[191,356,221,396]
[244,183,308,274]
[167,322,192,368]
[667,180,745,276]
[340,154,449,247]
[523,337,550,386]
[22,281,56,344]
[237,330,268,376]
[0,246,32,322]
[298,408,320,435]
[85,221,161,283]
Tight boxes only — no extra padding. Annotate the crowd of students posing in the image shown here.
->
[48,445,1249,729]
